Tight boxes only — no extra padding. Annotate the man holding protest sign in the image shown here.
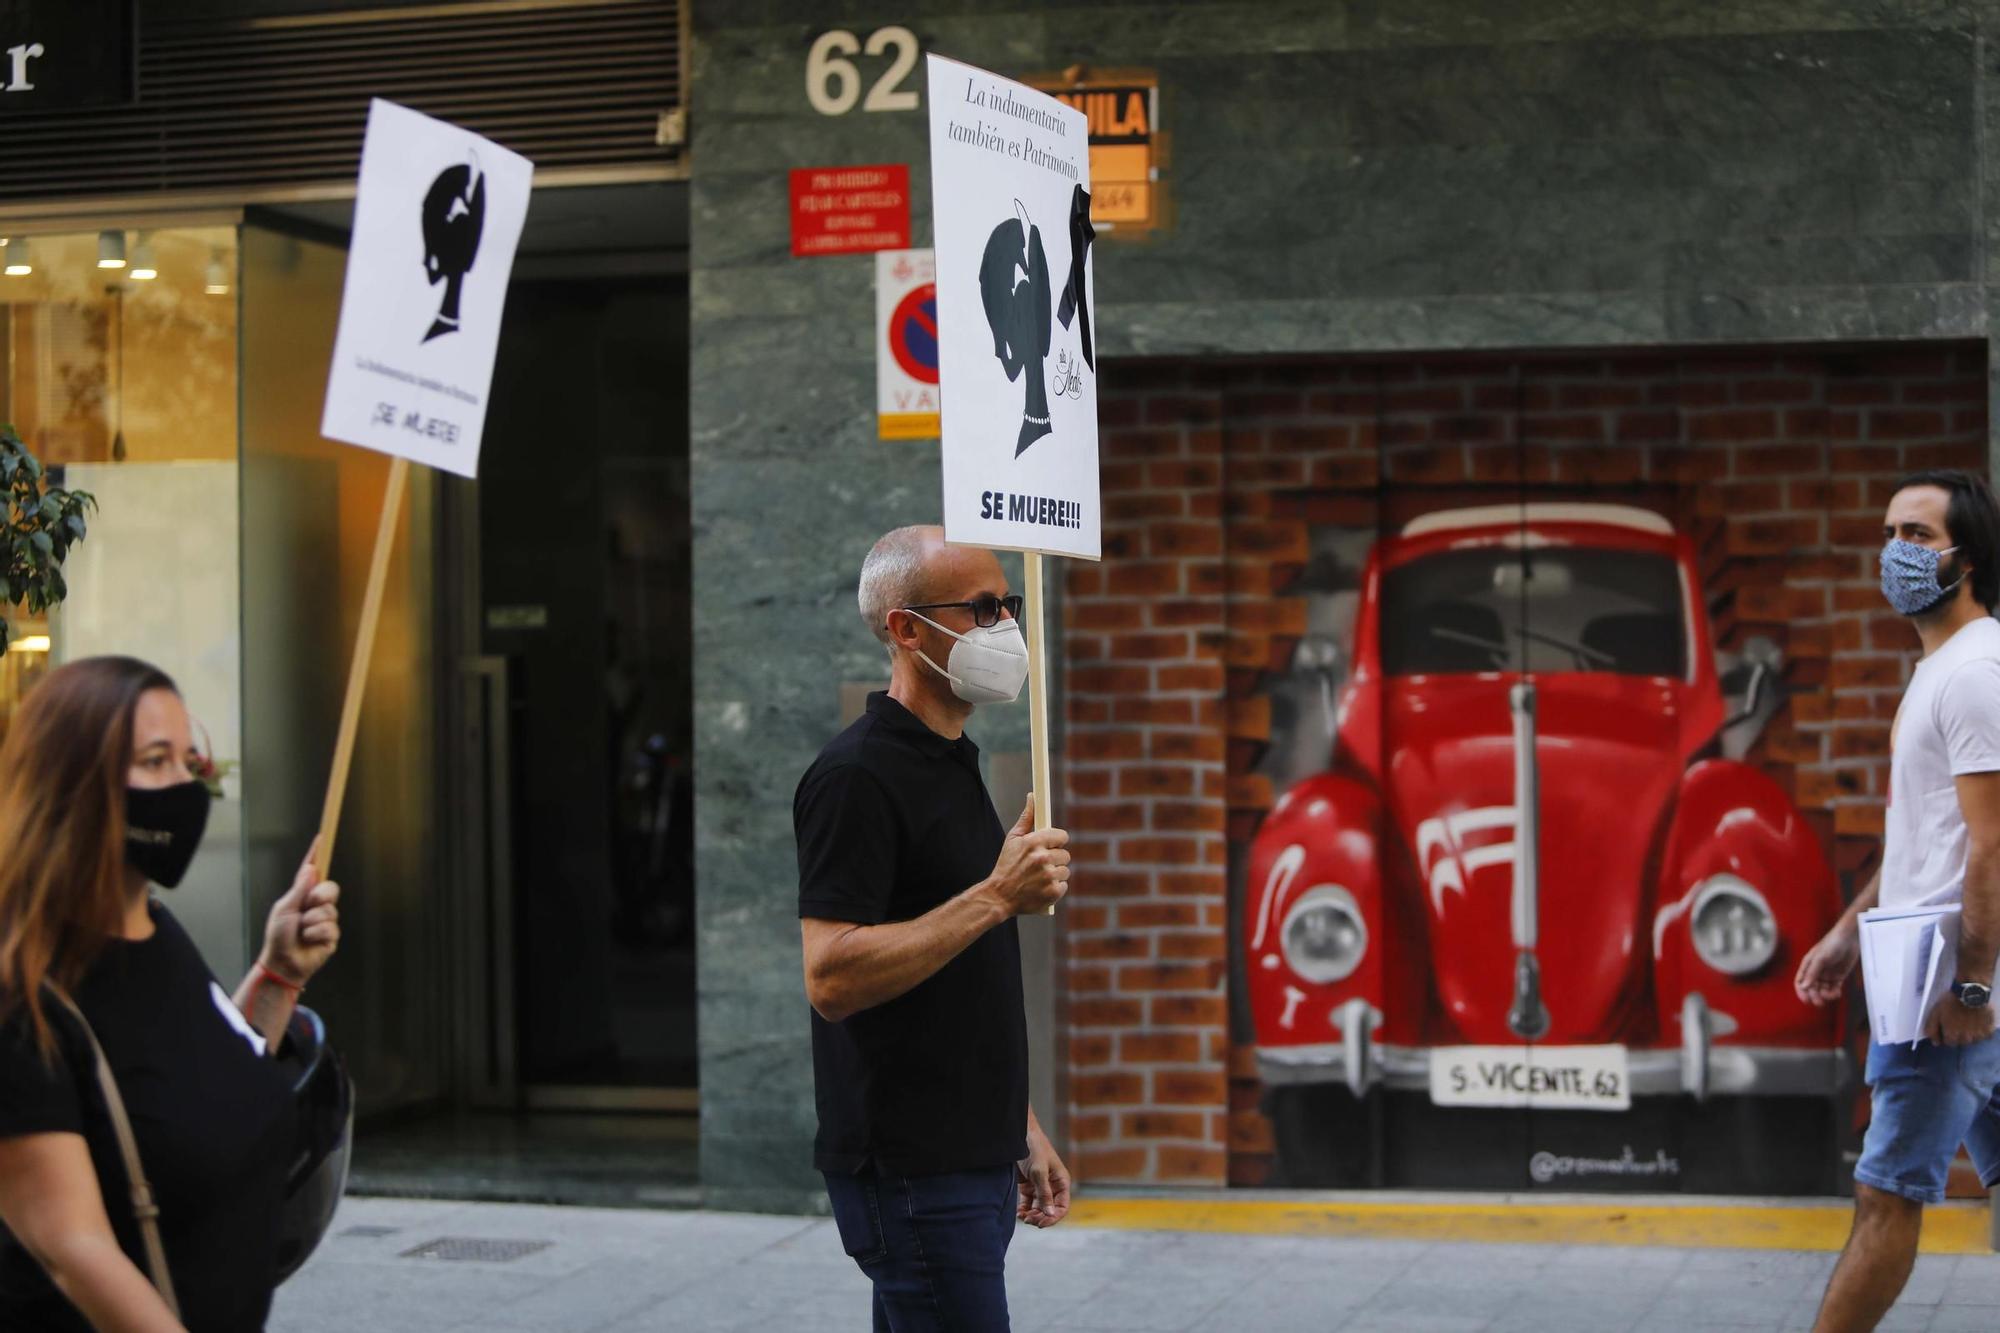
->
[797,525,1071,1330]
[794,54,1099,1329]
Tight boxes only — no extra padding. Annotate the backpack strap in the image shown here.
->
[42,985,181,1319]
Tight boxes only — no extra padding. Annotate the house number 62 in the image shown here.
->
[806,27,920,115]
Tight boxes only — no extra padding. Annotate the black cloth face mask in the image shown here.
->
[124,781,212,889]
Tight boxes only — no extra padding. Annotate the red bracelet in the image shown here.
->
[257,962,305,995]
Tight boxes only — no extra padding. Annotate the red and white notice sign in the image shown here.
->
[790,164,911,258]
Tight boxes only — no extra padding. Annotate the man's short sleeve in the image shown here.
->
[796,763,901,925]
[0,1003,82,1140]
[1937,657,2000,776]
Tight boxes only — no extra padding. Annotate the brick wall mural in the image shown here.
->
[1059,344,1987,1190]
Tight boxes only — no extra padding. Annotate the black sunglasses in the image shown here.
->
[903,594,1024,628]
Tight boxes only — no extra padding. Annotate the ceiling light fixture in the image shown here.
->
[97,229,126,269]
[3,238,30,276]
[128,235,157,281]
[205,248,230,295]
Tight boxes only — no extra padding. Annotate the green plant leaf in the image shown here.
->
[0,435,83,641]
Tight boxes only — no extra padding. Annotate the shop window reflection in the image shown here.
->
[0,227,244,980]
[0,636,51,736]
[0,226,237,735]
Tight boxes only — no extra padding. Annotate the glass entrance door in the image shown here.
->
[477,275,695,1107]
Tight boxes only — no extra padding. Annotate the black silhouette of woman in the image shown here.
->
[420,157,486,343]
[979,201,1053,457]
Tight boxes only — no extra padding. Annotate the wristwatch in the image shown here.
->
[1952,980,1993,1010]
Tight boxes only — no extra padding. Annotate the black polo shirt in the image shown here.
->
[795,691,1028,1176]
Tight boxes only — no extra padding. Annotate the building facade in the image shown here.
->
[0,0,698,1176]
[8,0,2000,1214]
[691,1,2000,1208]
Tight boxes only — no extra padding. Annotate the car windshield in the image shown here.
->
[1380,546,1686,677]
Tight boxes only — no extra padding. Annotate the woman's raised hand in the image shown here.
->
[259,838,341,988]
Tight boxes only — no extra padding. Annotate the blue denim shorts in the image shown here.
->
[1854,1034,2000,1205]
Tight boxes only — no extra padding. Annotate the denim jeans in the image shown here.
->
[1855,1033,2000,1204]
[823,1165,1017,1332]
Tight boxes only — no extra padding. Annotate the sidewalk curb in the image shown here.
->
[1067,1192,1994,1253]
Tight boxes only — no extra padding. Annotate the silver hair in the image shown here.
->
[857,525,943,649]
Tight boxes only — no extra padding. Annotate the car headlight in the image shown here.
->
[1690,874,1778,976]
[1280,885,1368,984]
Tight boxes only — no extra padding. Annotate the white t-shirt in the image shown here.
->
[1882,616,2000,911]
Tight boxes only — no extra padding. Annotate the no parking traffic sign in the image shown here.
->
[876,248,939,440]
[888,285,939,385]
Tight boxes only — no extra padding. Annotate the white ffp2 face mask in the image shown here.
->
[904,610,1030,705]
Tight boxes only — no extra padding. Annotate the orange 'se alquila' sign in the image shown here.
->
[1028,73,1160,230]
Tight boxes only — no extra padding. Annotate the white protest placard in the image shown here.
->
[321,98,533,478]
[312,100,531,881]
[927,54,1101,561]
[876,248,940,439]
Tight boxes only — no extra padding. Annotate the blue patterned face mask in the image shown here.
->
[1880,539,1965,616]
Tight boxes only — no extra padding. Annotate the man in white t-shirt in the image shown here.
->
[1797,469,2000,1333]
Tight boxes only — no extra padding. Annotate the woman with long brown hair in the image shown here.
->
[0,656,341,1331]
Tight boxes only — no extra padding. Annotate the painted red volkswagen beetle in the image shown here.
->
[1246,503,1851,1193]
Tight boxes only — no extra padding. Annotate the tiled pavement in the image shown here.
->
[271,1195,2000,1332]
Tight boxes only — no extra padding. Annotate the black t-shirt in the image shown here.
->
[795,692,1029,1176]
[0,903,296,1332]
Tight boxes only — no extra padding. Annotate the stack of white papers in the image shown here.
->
[1858,904,1962,1047]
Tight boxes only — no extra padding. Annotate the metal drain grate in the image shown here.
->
[399,1237,552,1263]
[339,1225,400,1239]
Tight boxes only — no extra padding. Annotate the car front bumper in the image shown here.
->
[1257,995,1853,1101]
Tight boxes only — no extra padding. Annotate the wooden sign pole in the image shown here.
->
[1024,551,1057,914]
[313,456,411,882]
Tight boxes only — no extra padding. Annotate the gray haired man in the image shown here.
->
[795,525,1071,1330]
